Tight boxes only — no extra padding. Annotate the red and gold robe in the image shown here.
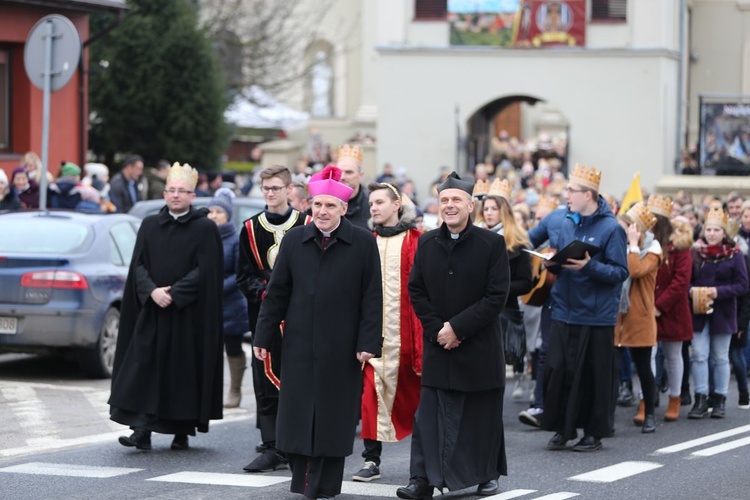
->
[361,226,423,442]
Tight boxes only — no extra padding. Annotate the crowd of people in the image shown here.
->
[4,142,750,500]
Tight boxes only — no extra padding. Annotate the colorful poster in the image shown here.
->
[512,1,586,47]
[448,0,521,47]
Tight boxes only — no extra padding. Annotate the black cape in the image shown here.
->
[109,205,224,434]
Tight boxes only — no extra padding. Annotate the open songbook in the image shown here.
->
[523,240,602,265]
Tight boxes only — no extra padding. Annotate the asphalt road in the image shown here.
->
[0,351,749,500]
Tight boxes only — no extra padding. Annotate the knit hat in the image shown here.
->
[208,188,234,221]
[308,165,354,202]
[61,162,81,178]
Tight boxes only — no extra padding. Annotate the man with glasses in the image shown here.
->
[237,165,310,472]
[541,164,628,452]
[110,162,224,451]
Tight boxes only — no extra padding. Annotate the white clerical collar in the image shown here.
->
[450,232,460,240]
[320,220,341,238]
[169,210,189,219]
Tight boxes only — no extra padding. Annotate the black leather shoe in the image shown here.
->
[171,434,189,450]
[641,414,656,434]
[572,435,602,452]
[546,432,568,451]
[243,449,288,472]
[396,480,434,499]
[477,478,499,496]
[118,429,152,450]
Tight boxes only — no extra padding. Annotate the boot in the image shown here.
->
[633,400,646,425]
[224,353,246,408]
[617,381,636,407]
[680,386,692,406]
[687,393,709,419]
[710,394,726,418]
[664,396,681,421]
[641,414,656,433]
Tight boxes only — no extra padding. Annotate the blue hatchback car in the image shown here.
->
[0,211,140,378]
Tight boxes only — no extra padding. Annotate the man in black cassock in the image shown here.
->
[109,162,224,451]
[237,165,309,472]
[253,165,382,499]
[398,172,510,499]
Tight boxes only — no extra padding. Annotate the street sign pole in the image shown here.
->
[39,19,55,211]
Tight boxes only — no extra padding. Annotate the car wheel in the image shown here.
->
[79,307,119,378]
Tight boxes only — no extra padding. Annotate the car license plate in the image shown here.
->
[0,316,17,334]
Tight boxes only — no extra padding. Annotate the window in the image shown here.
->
[591,0,627,21]
[109,222,137,266]
[415,0,447,20]
[0,48,9,151]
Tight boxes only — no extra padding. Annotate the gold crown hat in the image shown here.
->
[704,206,729,231]
[626,201,657,232]
[473,178,490,199]
[536,195,559,213]
[487,178,512,201]
[569,163,602,191]
[647,194,673,218]
[337,144,363,165]
[166,162,199,189]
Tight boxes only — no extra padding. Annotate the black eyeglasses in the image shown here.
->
[261,185,288,193]
[564,187,586,194]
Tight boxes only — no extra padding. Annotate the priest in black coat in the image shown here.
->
[253,165,383,499]
[398,172,510,499]
[109,163,224,451]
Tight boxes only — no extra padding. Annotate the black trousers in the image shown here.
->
[250,348,280,443]
[362,439,382,466]
[631,346,656,415]
[288,453,345,498]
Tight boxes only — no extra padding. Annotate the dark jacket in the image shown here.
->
[691,241,749,335]
[14,180,39,209]
[109,173,144,213]
[48,177,81,209]
[345,184,369,229]
[0,188,21,211]
[408,222,510,392]
[528,208,566,249]
[253,217,383,457]
[550,196,629,326]
[219,222,249,337]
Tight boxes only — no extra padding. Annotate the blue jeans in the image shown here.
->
[729,346,748,394]
[692,323,732,396]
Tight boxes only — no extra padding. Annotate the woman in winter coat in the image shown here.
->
[654,210,694,421]
[615,202,662,433]
[207,189,249,408]
[688,207,749,419]
[480,179,533,398]
[0,170,21,211]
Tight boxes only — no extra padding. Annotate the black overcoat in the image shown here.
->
[408,222,510,392]
[109,206,224,433]
[254,217,383,457]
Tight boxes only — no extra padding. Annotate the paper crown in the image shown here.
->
[536,195,559,213]
[308,165,354,202]
[167,162,198,188]
[337,144,363,165]
[691,287,714,315]
[626,201,657,232]
[704,206,728,231]
[570,163,602,191]
[647,194,673,218]
[487,178,512,201]
[473,179,490,199]
[437,172,474,196]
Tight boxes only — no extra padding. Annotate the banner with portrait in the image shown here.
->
[511,1,586,47]
[699,101,750,175]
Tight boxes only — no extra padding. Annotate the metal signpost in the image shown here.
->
[24,14,81,210]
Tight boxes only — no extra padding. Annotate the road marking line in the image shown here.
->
[653,424,750,454]
[690,435,750,457]
[147,471,290,487]
[483,489,538,499]
[569,461,662,483]
[530,493,579,500]
[1,385,60,441]
[0,413,251,459]
[0,381,100,392]
[0,462,141,478]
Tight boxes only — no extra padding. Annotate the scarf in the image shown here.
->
[619,232,657,315]
[373,221,415,237]
[694,238,741,263]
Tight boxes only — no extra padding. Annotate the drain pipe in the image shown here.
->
[675,0,687,173]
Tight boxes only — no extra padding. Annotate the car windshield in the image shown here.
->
[0,219,90,253]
